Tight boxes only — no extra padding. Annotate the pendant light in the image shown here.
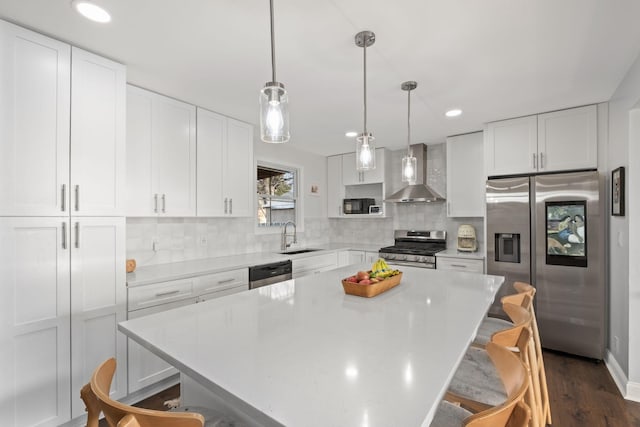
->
[355,31,376,171]
[260,0,290,143]
[401,81,417,183]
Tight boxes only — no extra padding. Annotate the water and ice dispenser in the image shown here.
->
[495,233,521,263]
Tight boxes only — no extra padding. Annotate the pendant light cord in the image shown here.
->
[407,88,411,156]
[363,41,368,134]
[270,0,276,82]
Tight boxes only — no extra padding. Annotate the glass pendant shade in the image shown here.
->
[402,154,417,183]
[356,133,376,171]
[260,83,290,143]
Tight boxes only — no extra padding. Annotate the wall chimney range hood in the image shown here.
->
[384,144,445,203]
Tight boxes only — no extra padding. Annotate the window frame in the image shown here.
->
[254,160,304,234]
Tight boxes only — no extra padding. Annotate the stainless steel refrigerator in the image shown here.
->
[486,171,606,359]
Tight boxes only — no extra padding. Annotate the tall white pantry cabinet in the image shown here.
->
[0,19,126,426]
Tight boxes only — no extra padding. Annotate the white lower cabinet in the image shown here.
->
[346,250,379,266]
[292,253,338,278]
[70,217,126,418]
[436,257,484,274]
[0,218,71,426]
[127,298,195,394]
[127,269,249,394]
[337,250,350,267]
[197,285,246,303]
[0,217,126,424]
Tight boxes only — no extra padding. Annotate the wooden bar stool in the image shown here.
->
[473,283,536,347]
[80,358,240,427]
[474,282,550,425]
[446,303,544,427]
[431,342,531,427]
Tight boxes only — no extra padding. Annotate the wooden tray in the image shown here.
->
[341,272,402,298]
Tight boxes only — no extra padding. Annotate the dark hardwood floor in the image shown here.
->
[544,350,640,427]
[98,351,640,426]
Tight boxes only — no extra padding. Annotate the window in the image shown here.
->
[257,163,297,228]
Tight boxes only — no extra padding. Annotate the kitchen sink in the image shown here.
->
[279,249,321,255]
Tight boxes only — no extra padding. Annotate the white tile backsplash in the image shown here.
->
[126,143,484,266]
[127,217,332,267]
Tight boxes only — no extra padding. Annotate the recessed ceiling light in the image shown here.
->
[445,109,462,118]
[345,131,358,137]
[72,1,111,23]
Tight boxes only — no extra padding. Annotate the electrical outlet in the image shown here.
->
[614,336,620,353]
[199,235,208,246]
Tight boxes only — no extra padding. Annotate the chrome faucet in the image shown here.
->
[281,221,297,252]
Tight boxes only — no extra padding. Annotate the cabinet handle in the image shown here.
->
[338,205,342,216]
[74,185,80,211]
[447,202,451,215]
[62,222,67,249]
[532,153,537,169]
[155,289,180,297]
[224,198,228,214]
[539,153,545,169]
[61,184,66,212]
[162,194,166,213]
[74,222,80,249]
[154,194,158,213]
[218,278,236,284]
[451,264,467,268]
[229,198,233,215]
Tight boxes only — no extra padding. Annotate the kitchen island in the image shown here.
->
[119,265,503,426]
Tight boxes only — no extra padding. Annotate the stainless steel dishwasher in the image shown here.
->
[248,260,293,289]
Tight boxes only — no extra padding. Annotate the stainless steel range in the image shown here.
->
[379,230,447,269]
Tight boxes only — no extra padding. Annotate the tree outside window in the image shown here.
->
[257,164,297,227]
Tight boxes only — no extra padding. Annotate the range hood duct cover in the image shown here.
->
[385,144,445,203]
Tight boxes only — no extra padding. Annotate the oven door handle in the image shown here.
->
[383,260,435,269]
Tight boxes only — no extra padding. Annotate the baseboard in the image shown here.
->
[605,349,633,399]
[627,380,640,402]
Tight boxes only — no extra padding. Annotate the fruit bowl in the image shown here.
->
[341,271,403,298]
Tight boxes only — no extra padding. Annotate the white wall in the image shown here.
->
[606,49,640,399]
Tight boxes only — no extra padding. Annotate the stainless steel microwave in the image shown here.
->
[343,198,375,214]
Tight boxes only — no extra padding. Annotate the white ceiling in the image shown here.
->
[2,0,640,156]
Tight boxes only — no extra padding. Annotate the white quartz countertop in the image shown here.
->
[126,243,383,287]
[436,248,485,260]
[120,266,503,426]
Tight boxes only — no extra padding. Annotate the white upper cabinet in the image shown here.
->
[126,86,153,216]
[196,108,254,217]
[537,105,597,172]
[342,149,386,185]
[196,108,225,216]
[327,155,344,218]
[0,218,71,426]
[126,85,197,216]
[446,132,485,217]
[71,48,126,216]
[223,118,254,217]
[0,20,71,216]
[485,105,598,177]
[485,115,538,176]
